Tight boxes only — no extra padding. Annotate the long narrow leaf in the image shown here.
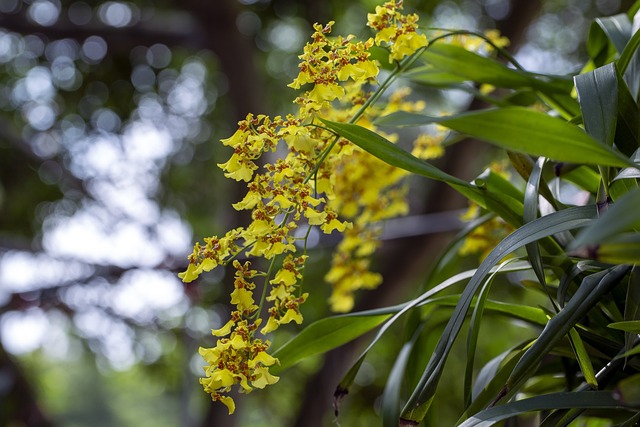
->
[420,295,549,326]
[459,391,630,427]
[609,320,640,332]
[270,312,392,373]
[625,268,640,354]
[419,43,571,94]
[617,23,640,74]
[613,67,639,156]
[334,262,533,408]
[567,327,598,389]
[400,205,596,424]
[382,324,424,427]
[319,118,525,227]
[505,265,631,397]
[461,346,531,424]
[575,62,618,147]
[569,187,640,249]
[596,15,633,54]
[437,107,633,168]
[524,157,551,294]
[464,260,517,407]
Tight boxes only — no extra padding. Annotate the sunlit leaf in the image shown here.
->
[319,118,525,227]
[377,108,633,168]
[437,107,633,168]
[419,43,572,94]
[568,327,598,389]
[271,312,391,373]
[608,320,640,332]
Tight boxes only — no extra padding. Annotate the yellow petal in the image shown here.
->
[270,269,297,287]
[230,334,248,349]
[260,316,280,334]
[220,129,245,147]
[211,368,236,387]
[251,366,279,389]
[217,395,236,415]
[279,308,303,325]
[304,207,326,225]
[178,263,198,283]
[249,351,279,368]
[321,218,350,234]
[211,319,234,337]
[230,287,255,311]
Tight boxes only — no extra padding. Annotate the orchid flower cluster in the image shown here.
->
[180,0,504,414]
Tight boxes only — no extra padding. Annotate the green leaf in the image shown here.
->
[509,152,558,209]
[615,374,640,406]
[461,344,530,423]
[624,268,640,353]
[630,0,640,18]
[505,265,630,396]
[575,63,618,147]
[587,19,617,66]
[420,43,572,94]
[523,157,552,294]
[418,295,549,326]
[437,107,633,168]
[474,167,524,205]
[403,65,468,87]
[558,165,601,194]
[319,118,524,227]
[608,320,640,333]
[464,262,508,408]
[595,14,632,54]
[570,187,640,249]
[459,391,631,427]
[334,262,534,413]
[382,325,424,427]
[568,327,598,389]
[374,111,439,127]
[613,67,639,156]
[270,312,391,373]
[617,23,640,75]
[596,234,640,264]
[400,205,597,424]
[319,118,469,187]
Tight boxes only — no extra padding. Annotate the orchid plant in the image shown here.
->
[181,1,640,425]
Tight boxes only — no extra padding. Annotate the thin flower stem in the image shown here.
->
[253,254,279,321]
[302,45,428,185]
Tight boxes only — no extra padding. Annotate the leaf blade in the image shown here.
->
[438,107,633,168]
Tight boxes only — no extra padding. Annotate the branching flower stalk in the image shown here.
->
[179,0,507,414]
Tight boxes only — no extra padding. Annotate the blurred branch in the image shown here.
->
[0,13,205,53]
[0,115,86,194]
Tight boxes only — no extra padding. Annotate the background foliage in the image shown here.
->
[0,0,637,426]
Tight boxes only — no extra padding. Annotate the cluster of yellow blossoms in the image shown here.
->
[367,0,428,62]
[180,0,507,413]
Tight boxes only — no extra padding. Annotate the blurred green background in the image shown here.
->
[0,0,633,426]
